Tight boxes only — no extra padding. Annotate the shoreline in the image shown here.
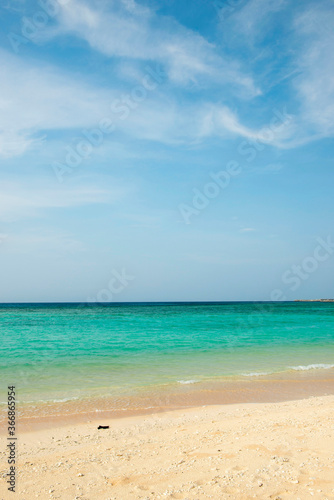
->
[2,368,334,432]
[1,394,334,498]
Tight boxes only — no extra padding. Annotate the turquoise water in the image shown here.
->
[1,302,334,403]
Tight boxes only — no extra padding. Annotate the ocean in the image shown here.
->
[1,302,334,418]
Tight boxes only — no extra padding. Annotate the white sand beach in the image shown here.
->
[1,395,334,499]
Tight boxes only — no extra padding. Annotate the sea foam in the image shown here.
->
[177,380,198,384]
[290,363,334,371]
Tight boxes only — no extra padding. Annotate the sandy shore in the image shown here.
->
[1,395,334,499]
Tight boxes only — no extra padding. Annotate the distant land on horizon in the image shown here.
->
[294,299,334,302]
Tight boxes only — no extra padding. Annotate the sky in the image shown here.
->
[0,0,334,302]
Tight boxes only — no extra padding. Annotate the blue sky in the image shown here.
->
[0,0,333,302]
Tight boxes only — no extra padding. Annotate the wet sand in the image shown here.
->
[3,369,334,432]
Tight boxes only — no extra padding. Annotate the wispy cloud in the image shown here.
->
[0,0,333,302]
[1,0,333,162]
[52,0,259,93]
[0,180,130,221]
[224,0,287,43]
[5,229,87,255]
[293,3,334,140]
[219,0,334,147]
[0,48,114,158]
[198,104,294,146]
[0,47,281,159]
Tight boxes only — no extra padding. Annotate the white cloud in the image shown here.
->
[2,0,333,163]
[0,47,272,158]
[223,0,287,42]
[293,4,334,139]
[0,130,42,158]
[0,180,130,221]
[265,3,334,149]
[5,229,87,255]
[0,48,115,158]
[215,0,334,147]
[198,104,294,146]
[3,0,307,163]
[53,0,259,93]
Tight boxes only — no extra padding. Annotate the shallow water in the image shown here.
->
[1,302,334,409]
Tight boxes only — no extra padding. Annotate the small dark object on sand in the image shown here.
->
[97,425,109,429]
